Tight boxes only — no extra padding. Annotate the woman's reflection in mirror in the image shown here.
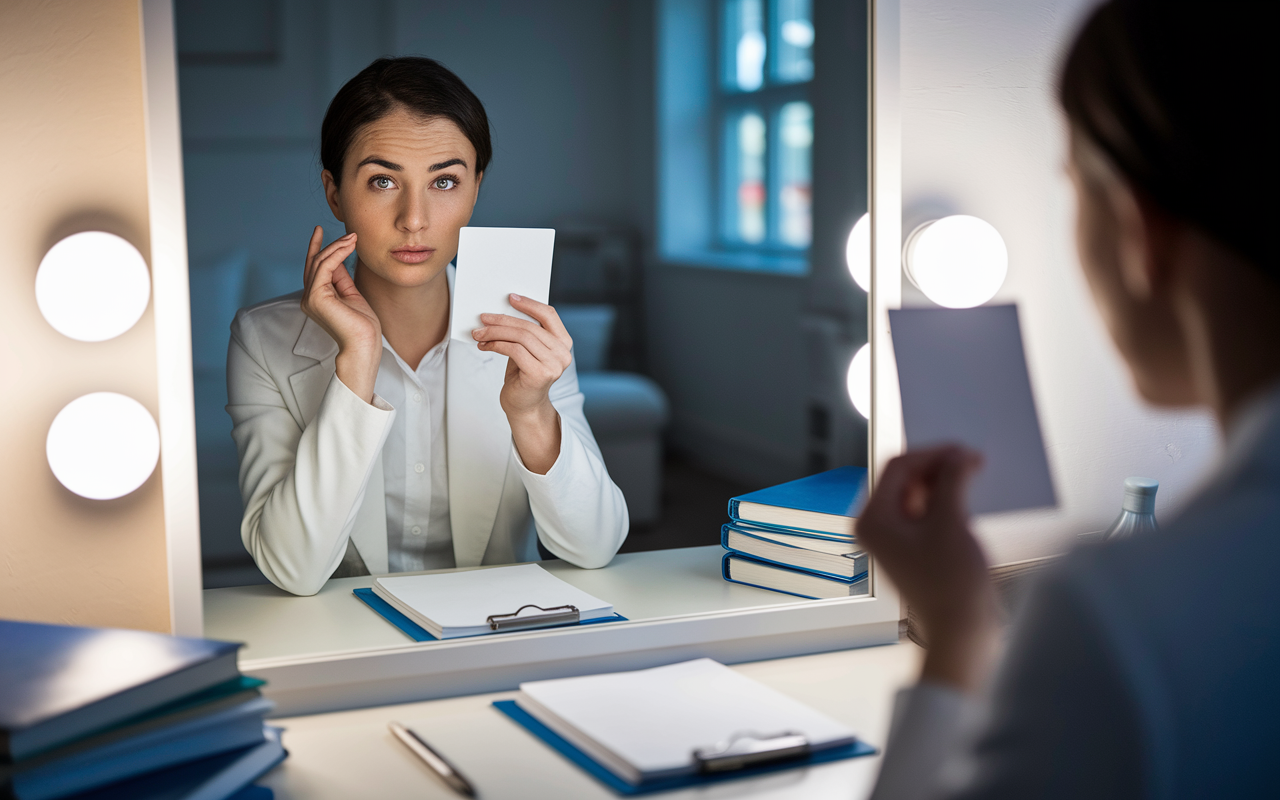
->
[227,57,628,596]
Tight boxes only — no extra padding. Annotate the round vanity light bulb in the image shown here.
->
[47,392,160,500]
[846,343,871,420]
[902,215,1007,308]
[845,212,871,292]
[36,231,151,342]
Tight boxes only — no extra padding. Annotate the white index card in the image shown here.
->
[450,227,555,343]
[888,304,1057,515]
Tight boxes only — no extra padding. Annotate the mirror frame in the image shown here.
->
[148,0,904,715]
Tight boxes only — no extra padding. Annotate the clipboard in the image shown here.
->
[353,588,628,642]
[492,700,876,795]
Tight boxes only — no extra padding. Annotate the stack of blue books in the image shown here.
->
[1,620,285,800]
[721,466,871,600]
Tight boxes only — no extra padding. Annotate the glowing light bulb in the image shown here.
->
[46,393,160,500]
[846,343,871,420]
[845,212,871,292]
[902,215,1007,308]
[36,232,151,341]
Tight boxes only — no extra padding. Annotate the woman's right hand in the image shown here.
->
[300,227,382,403]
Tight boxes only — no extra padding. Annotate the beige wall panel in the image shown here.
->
[0,0,170,632]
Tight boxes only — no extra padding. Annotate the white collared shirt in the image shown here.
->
[374,333,453,573]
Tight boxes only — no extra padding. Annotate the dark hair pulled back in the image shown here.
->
[321,57,492,187]
[1058,0,1277,279]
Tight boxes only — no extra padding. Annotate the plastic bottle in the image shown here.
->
[1103,477,1159,540]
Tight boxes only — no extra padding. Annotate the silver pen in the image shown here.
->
[389,721,477,797]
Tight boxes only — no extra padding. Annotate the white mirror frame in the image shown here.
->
[147,0,904,716]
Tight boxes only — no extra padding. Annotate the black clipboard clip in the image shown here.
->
[486,603,581,632]
[692,730,811,773]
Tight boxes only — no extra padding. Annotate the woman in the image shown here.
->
[227,57,628,596]
[863,1,1277,797]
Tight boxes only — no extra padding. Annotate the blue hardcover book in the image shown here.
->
[0,620,242,762]
[722,552,870,600]
[62,726,285,800]
[727,466,867,536]
[8,697,274,800]
[721,524,867,581]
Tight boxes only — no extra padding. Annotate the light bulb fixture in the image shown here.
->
[902,215,1007,308]
[846,343,871,420]
[36,231,151,342]
[47,392,160,500]
[844,212,871,292]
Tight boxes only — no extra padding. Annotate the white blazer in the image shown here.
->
[226,267,629,596]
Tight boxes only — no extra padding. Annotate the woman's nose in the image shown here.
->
[397,193,429,233]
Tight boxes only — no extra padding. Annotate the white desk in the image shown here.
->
[204,546,900,716]
[204,546,815,662]
[259,642,923,800]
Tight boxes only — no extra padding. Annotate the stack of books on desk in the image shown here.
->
[721,466,871,600]
[1,619,285,800]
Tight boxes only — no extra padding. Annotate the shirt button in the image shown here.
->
[411,525,423,536]
[412,392,422,403]
[414,462,425,474]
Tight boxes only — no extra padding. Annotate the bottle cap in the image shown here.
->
[1122,477,1158,514]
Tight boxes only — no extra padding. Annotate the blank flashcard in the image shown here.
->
[889,304,1057,515]
[450,227,555,343]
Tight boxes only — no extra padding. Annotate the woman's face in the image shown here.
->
[1067,131,1196,407]
[322,107,482,289]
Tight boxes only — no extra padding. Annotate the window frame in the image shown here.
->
[713,0,813,256]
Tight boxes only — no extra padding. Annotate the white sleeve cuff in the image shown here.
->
[510,412,567,482]
[869,682,975,800]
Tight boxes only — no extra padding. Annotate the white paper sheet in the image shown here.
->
[515,659,856,784]
[373,564,612,639]
[450,226,555,343]
[888,304,1057,514]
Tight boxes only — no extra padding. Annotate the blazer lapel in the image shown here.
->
[288,316,340,427]
[445,265,512,567]
[285,314,390,575]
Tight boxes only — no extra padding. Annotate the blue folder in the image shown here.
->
[727,466,867,536]
[720,523,867,582]
[493,699,876,795]
[353,588,628,642]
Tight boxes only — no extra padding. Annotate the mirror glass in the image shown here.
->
[181,0,871,661]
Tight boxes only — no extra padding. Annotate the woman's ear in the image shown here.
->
[321,170,345,223]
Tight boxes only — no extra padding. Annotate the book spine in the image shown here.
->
[727,498,741,521]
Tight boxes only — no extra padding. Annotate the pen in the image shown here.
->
[389,721,477,797]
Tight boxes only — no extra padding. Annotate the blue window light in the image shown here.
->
[660,0,813,274]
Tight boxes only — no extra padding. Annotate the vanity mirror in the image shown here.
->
[162,0,902,715]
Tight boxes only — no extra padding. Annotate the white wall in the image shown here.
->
[900,0,1220,563]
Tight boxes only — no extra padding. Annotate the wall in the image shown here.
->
[900,0,1220,562]
[0,0,171,631]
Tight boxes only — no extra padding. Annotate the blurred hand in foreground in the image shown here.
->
[856,445,1002,693]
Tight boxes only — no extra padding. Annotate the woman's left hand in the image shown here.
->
[472,294,573,473]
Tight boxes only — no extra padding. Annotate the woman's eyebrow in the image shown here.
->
[357,156,402,171]
[429,158,467,171]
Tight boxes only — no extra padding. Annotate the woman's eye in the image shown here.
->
[434,177,456,190]
[373,177,394,190]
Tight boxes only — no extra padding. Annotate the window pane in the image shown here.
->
[778,101,812,247]
[724,0,765,92]
[735,111,767,244]
[774,0,813,84]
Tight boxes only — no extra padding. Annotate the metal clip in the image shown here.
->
[692,731,811,773]
[486,603,580,631]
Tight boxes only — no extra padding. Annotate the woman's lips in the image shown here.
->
[391,247,434,264]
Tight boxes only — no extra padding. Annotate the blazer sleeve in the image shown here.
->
[870,566,1144,800]
[226,310,396,596]
[511,357,629,569]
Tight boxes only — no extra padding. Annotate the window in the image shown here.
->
[658,0,813,274]
[718,0,813,251]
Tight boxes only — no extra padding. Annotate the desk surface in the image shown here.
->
[205,546,818,662]
[259,641,922,800]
